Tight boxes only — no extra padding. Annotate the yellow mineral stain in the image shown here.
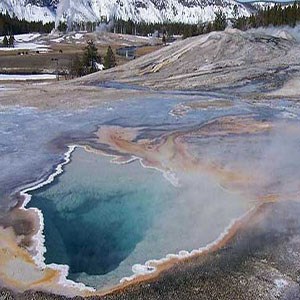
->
[0,225,89,297]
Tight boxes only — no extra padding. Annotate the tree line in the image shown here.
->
[110,14,227,38]
[1,34,15,47]
[110,3,300,38]
[234,2,300,30]
[0,9,230,38]
[0,12,54,36]
[1,2,300,39]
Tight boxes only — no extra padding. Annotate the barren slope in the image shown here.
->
[81,28,300,94]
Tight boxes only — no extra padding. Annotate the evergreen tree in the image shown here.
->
[0,12,54,35]
[2,35,8,47]
[8,34,14,47]
[213,11,227,31]
[82,40,100,73]
[58,22,67,32]
[162,33,167,45]
[104,46,116,69]
[0,18,4,35]
[205,22,213,34]
[69,55,85,78]
[69,40,102,77]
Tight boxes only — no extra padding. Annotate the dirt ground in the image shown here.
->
[0,32,162,75]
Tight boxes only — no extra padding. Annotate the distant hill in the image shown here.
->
[241,0,294,11]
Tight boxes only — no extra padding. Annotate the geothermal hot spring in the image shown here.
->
[1,93,300,293]
[27,146,251,289]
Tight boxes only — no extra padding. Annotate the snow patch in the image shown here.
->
[14,33,41,42]
[0,74,56,81]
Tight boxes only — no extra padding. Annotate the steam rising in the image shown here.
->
[55,0,70,30]
[248,24,300,42]
[96,19,115,33]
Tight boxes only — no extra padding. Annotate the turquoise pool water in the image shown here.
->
[28,146,252,290]
[29,147,176,287]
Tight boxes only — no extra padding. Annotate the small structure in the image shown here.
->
[116,46,136,59]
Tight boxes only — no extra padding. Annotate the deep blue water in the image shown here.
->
[28,148,176,286]
[27,147,254,290]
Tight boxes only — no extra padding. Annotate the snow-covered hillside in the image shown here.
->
[0,0,251,24]
[0,0,55,23]
[247,1,292,10]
